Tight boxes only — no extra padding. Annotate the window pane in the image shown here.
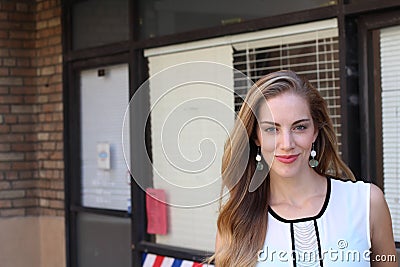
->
[77,213,131,267]
[80,64,131,210]
[380,25,400,242]
[139,0,336,39]
[73,0,129,50]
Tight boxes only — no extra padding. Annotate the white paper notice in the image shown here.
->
[97,142,110,170]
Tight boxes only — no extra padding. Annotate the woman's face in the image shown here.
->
[255,92,318,179]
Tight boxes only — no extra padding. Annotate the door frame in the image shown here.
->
[358,9,400,189]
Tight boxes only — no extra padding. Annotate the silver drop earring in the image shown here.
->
[256,146,264,171]
[309,143,319,168]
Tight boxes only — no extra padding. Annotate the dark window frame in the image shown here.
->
[358,8,400,248]
[62,1,400,266]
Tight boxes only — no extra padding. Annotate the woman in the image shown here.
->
[212,70,396,266]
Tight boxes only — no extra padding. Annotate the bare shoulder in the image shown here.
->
[370,183,385,209]
[370,183,390,234]
[369,183,397,266]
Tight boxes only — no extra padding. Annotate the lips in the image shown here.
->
[275,154,299,164]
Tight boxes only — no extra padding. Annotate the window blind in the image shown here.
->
[233,28,342,149]
[80,64,131,210]
[380,25,400,241]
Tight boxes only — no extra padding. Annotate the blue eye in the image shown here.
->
[294,125,307,131]
[265,127,277,133]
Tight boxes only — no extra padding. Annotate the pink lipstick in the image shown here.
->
[275,154,299,164]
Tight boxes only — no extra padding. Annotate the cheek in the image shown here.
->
[296,135,314,151]
[258,133,276,152]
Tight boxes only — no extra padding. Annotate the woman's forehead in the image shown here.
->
[257,93,311,122]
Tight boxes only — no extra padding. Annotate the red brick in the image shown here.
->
[0,144,10,151]
[5,171,18,180]
[0,209,25,216]
[1,39,23,48]
[11,124,34,133]
[9,48,35,58]
[25,152,36,161]
[0,152,24,161]
[56,142,63,150]
[10,87,37,95]
[50,151,63,160]
[22,40,35,49]
[38,10,54,20]
[0,200,12,208]
[0,48,10,57]
[12,161,38,170]
[42,103,62,112]
[0,162,11,170]
[53,112,63,121]
[0,125,10,133]
[9,30,35,40]
[4,115,17,124]
[55,65,62,74]
[0,95,23,103]
[3,58,16,66]
[49,132,62,140]
[23,95,36,104]
[0,68,8,76]
[17,114,37,123]
[0,12,8,20]
[0,30,7,38]
[8,12,34,22]
[47,17,60,27]
[12,179,36,189]
[24,133,38,142]
[16,3,29,13]
[12,198,38,208]
[0,134,24,143]
[19,171,34,179]
[0,105,10,113]
[10,68,36,76]
[40,66,54,75]
[0,190,25,199]
[0,181,10,190]
[36,38,48,47]
[11,143,34,152]
[17,58,31,67]
[0,87,9,94]
[11,105,34,113]
[0,77,22,86]
[0,2,16,12]
[48,199,63,209]
[41,141,55,150]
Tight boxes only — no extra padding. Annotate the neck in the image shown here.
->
[268,169,326,206]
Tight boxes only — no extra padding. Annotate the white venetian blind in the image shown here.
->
[380,25,400,242]
[80,64,131,210]
[146,46,234,251]
[233,21,342,149]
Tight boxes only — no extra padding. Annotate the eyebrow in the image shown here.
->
[260,119,311,127]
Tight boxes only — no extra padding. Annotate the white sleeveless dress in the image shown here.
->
[256,177,371,267]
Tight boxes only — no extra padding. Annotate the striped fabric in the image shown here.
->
[142,253,214,267]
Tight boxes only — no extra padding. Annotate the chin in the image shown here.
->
[270,168,299,179]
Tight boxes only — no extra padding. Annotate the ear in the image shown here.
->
[254,137,260,146]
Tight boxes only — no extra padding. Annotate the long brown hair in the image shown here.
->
[212,70,355,266]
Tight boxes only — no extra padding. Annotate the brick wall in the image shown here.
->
[0,0,63,217]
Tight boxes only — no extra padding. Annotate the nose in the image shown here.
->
[279,130,294,151]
